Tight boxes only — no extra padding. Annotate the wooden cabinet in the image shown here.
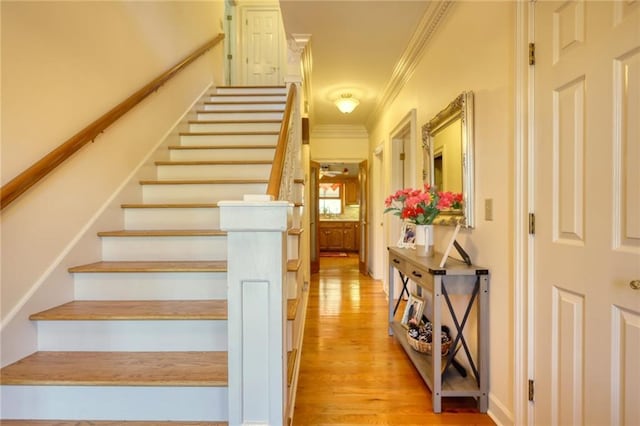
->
[344,180,359,205]
[319,221,359,252]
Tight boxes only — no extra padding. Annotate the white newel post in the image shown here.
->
[219,197,292,426]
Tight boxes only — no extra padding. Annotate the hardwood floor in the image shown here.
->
[293,254,495,425]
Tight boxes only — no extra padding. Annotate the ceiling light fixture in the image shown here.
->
[335,93,359,114]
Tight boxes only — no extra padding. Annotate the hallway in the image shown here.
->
[293,254,495,425]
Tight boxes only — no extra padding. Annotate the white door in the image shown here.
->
[533,2,640,425]
[243,9,281,85]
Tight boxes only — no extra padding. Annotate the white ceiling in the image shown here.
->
[279,1,432,131]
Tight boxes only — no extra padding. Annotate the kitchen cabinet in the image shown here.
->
[319,221,359,252]
[344,180,359,205]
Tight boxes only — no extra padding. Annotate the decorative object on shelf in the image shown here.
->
[384,184,463,256]
[401,293,424,328]
[415,224,434,257]
[439,223,461,267]
[406,320,452,356]
[397,222,416,248]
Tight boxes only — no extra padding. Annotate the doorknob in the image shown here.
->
[631,280,640,290]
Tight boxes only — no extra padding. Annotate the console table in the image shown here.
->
[387,246,489,413]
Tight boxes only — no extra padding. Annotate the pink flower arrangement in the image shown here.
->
[384,184,463,225]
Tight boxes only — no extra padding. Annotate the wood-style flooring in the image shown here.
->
[293,254,495,425]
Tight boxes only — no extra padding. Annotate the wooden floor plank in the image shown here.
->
[292,254,495,425]
[68,260,227,273]
[29,300,227,321]
[0,351,227,386]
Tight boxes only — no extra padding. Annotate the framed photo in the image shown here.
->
[439,223,461,268]
[401,294,425,328]
[397,222,416,248]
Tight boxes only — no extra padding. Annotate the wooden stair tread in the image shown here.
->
[97,230,226,237]
[0,421,227,425]
[69,260,227,273]
[188,119,281,124]
[30,300,228,321]
[195,109,284,114]
[287,258,301,272]
[121,203,219,209]
[287,349,297,387]
[209,92,284,97]
[154,160,272,166]
[169,144,277,150]
[217,85,285,89]
[287,298,298,321]
[139,179,268,185]
[203,101,285,105]
[179,131,278,136]
[0,351,227,386]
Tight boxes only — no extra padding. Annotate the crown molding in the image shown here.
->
[311,124,369,139]
[366,1,453,130]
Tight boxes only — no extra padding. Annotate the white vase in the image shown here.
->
[415,224,434,257]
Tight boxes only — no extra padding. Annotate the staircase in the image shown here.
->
[0,86,307,424]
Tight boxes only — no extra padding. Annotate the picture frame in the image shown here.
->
[397,222,416,248]
[401,293,425,328]
[439,223,461,268]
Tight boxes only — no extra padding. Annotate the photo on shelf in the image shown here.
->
[401,293,425,328]
[397,222,416,248]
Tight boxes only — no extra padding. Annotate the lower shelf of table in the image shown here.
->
[390,321,483,397]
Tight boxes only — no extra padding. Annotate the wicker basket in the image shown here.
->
[406,330,451,356]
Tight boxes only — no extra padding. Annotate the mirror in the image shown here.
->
[422,91,474,227]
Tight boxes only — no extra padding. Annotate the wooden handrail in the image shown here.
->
[1,34,225,210]
[266,84,297,199]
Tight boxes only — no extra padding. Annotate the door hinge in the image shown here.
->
[400,153,405,161]
[227,54,233,60]
[528,213,535,235]
[528,379,535,401]
[226,15,232,21]
[529,43,536,66]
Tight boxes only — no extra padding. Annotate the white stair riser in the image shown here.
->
[196,111,283,121]
[287,269,302,300]
[101,235,226,261]
[215,87,286,95]
[0,385,228,421]
[291,207,302,229]
[170,147,276,162]
[124,207,220,230]
[287,234,300,259]
[142,183,267,203]
[157,164,271,180]
[180,133,278,146]
[74,272,227,300]
[203,103,284,112]
[208,95,286,103]
[37,320,227,351]
[189,121,281,132]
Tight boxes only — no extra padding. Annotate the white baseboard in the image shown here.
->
[488,392,515,426]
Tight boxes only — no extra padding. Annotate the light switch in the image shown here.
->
[485,198,493,221]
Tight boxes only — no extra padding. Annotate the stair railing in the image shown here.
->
[267,83,299,202]
[1,34,225,210]
[219,80,302,425]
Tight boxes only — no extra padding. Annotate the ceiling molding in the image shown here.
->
[366,1,454,130]
[311,124,369,139]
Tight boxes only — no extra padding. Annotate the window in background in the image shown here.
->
[319,183,343,214]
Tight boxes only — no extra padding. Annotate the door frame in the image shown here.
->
[513,2,533,425]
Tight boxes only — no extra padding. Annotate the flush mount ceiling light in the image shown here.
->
[335,93,359,114]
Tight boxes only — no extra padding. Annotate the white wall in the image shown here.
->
[368,2,515,423]
[310,124,369,162]
[0,1,225,366]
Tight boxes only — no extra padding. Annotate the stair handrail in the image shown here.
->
[1,33,225,211]
[267,83,297,200]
